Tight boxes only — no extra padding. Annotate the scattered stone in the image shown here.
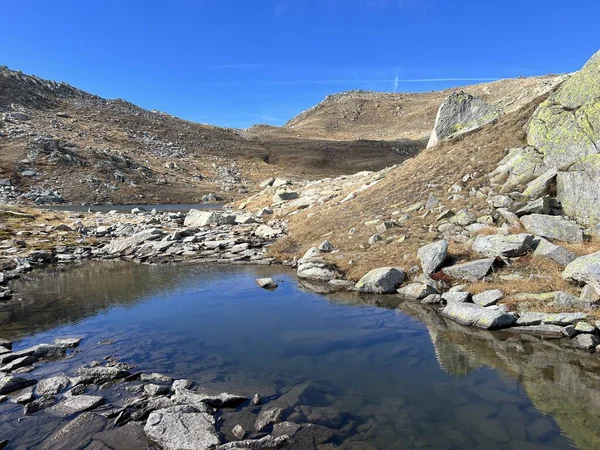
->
[255,407,283,431]
[397,283,437,300]
[140,372,173,384]
[184,210,236,227]
[144,384,170,396]
[516,312,588,326]
[563,251,600,294]
[355,267,406,294]
[515,197,551,216]
[421,294,443,304]
[450,209,476,226]
[76,366,130,384]
[232,424,245,440]
[575,322,596,333]
[24,395,56,415]
[318,240,334,252]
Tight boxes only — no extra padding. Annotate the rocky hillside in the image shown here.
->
[241,50,600,343]
[0,67,420,205]
[281,76,565,141]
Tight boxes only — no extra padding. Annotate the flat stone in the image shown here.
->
[520,214,583,243]
[515,197,552,216]
[0,355,37,372]
[47,395,105,416]
[217,435,291,449]
[506,324,564,338]
[442,258,495,282]
[76,366,130,384]
[420,294,443,304]
[54,337,82,348]
[516,312,588,326]
[36,374,70,395]
[255,406,284,431]
[144,406,219,450]
[575,322,596,333]
[24,395,57,414]
[472,289,503,307]
[144,384,170,396]
[397,283,436,300]
[140,372,173,384]
[441,302,516,329]
[472,234,534,258]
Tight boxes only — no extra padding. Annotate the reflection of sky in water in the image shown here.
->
[2,262,593,448]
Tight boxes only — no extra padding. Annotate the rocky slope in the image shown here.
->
[280,76,566,141]
[0,67,422,206]
[238,49,600,352]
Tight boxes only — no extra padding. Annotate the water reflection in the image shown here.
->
[1,262,597,448]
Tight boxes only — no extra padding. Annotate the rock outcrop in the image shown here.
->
[526,50,600,224]
[427,91,501,148]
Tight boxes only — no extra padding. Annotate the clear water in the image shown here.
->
[2,262,599,449]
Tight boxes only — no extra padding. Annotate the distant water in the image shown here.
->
[1,261,596,449]
[37,203,224,213]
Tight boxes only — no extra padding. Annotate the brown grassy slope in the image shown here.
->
[277,76,565,141]
[270,95,547,281]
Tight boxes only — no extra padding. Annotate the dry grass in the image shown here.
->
[563,239,600,257]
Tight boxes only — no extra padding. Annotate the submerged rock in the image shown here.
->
[0,376,36,395]
[255,278,278,290]
[47,395,105,416]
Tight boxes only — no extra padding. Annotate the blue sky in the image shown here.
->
[2,1,598,129]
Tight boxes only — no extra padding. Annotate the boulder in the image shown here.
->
[255,278,278,290]
[557,169,600,226]
[417,240,448,274]
[442,258,495,282]
[441,292,471,303]
[297,261,339,282]
[397,283,436,300]
[355,267,406,294]
[472,234,534,258]
[472,289,503,307]
[184,210,236,227]
[515,312,588,326]
[144,406,220,450]
[520,214,583,243]
[532,238,577,266]
[563,251,600,293]
[441,302,516,329]
[427,91,501,148]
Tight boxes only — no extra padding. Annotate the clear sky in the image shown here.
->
[2,1,598,129]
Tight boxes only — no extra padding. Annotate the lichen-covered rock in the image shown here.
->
[520,214,583,243]
[472,233,535,258]
[355,267,406,294]
[563,251,600,293]
[397,283,436,300]
[427,91,501,148]
[525,50,600,224]
[441,302,516,329]
[515,198,552,216]
[417,240,448,274]
[489,147,545,189]
[522,168,558,199]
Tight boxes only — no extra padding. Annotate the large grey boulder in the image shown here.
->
[144,406,220,450]
[532,238,577,266]
[417,240,448,274]
[441,302,516,329]
[472,234,535,258]
[520,214,583,243]
[355,267,406,294]
[442,258,495,281]
[427,91,501,148]
[563,251,600,293]
[184,210,236,227]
